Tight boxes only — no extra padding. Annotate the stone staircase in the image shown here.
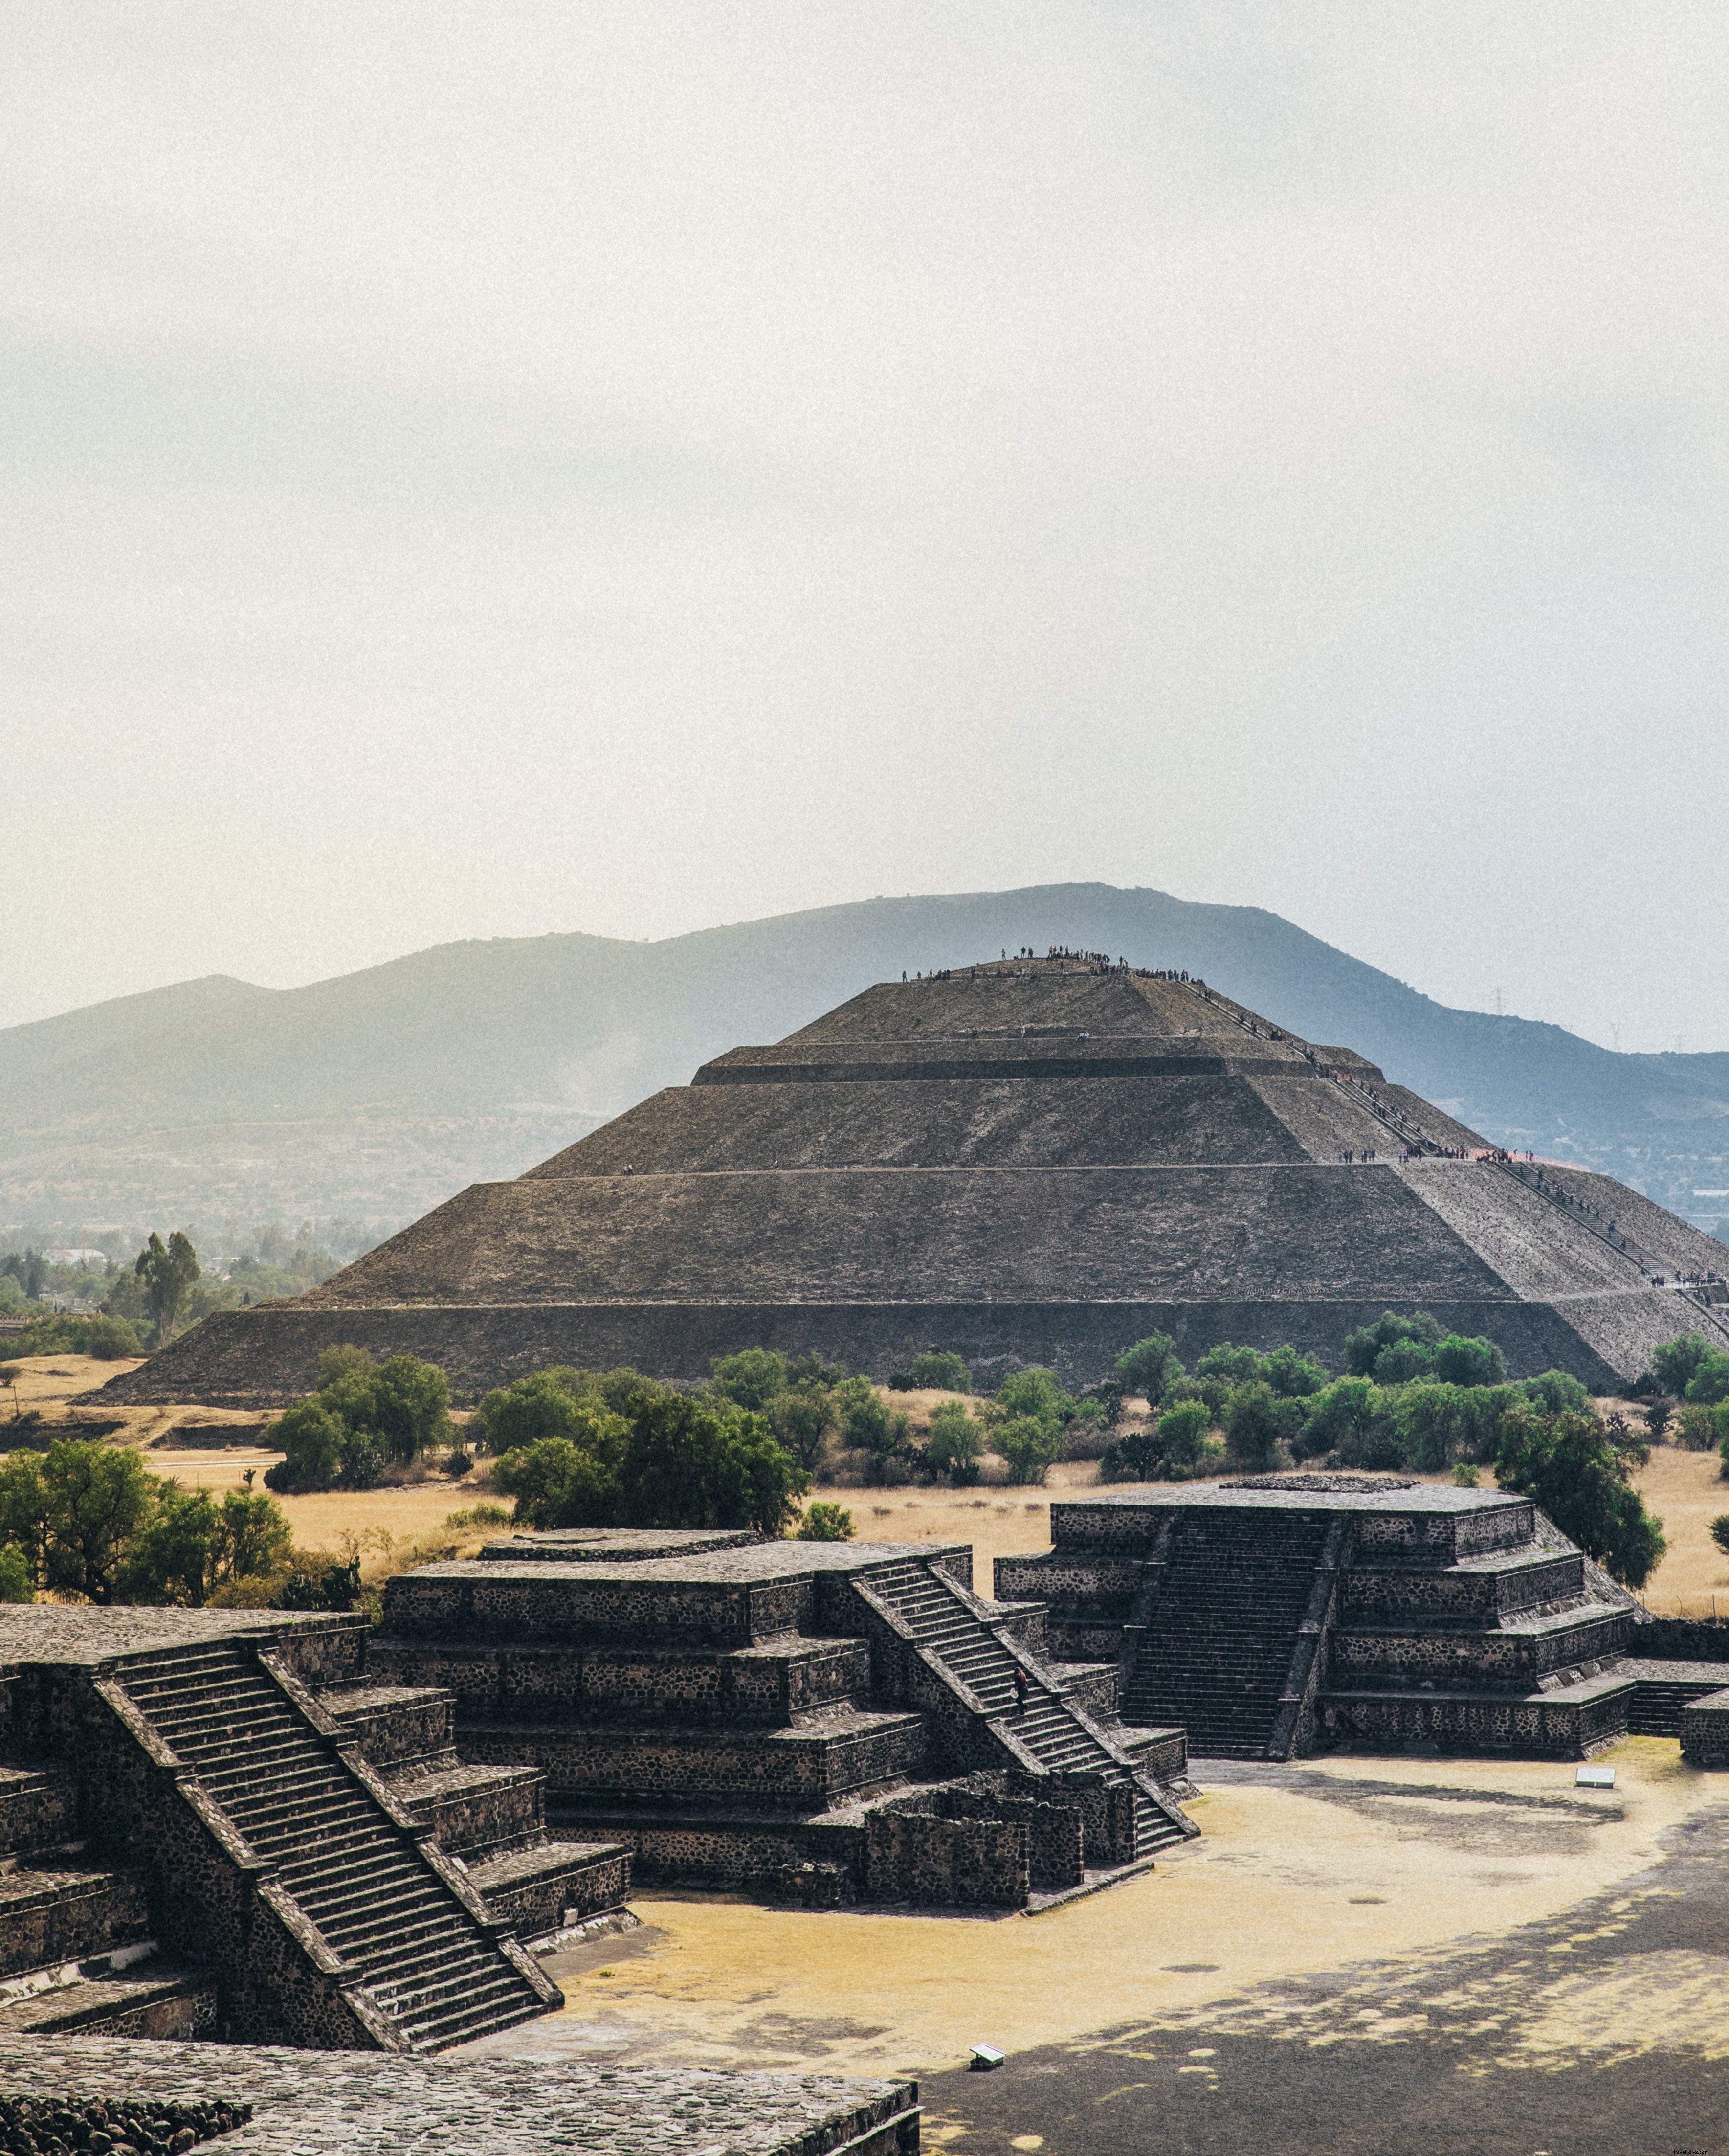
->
[315,1682,631,1942]
[1121,1510,1334,1757]
[860,1557,1191,1859]
[111,1640,552,2052]
[0,1767,213,2041]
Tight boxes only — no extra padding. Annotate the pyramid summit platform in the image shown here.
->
[103,955,1729,1404]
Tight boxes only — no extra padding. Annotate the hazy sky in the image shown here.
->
[5,4,1728,1051]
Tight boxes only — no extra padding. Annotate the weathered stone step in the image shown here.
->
[461,1841,630,1940]
[0,1870,150,1978]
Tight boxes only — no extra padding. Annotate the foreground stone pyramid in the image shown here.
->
[110,956,1729,1404]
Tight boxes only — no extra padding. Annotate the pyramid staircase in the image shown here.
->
[1120,1510,1335,1758]
[859,1557,1193,1859]
[314,1681,630,1942]
[110,1640,554,2053]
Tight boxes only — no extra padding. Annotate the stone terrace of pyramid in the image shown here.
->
[103,956,1729,1404]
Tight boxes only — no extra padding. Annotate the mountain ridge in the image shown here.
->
[3,884,1725,1246]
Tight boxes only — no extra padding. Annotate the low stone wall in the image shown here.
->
[1321,1678,1630,1760]
[383,1568,815,1649]
[1329,1607,1628,1688]
[1679,1688,1729,1767]
[1630,1615,1729,1662]
[863,1806,1028,1909]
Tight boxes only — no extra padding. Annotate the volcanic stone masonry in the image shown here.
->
[995,1475,1729,1762]
[0,1527,1196,2056]
[97,955,1729,1407]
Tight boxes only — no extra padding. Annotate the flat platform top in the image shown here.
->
[1060,1477,1528,1518]
[0,1605,344,1670]
[477,1527,762,1563]
[0,2033,913,2156]
[403,1540,965,1587]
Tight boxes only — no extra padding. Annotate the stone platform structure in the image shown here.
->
[996,1477,1666,1761]
[371,1529,1198,1908]
[92,959,1729,1407]
[0,1605,625,2053]
[0,2033,920,2156]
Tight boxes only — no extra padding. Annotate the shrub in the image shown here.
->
[262,1401,345,1493]
[1433,1334,1508,1388]
[903,1350,973,1393]
[1194,1344,1267,1390]
[1685,1351,1729,1407]
[1262,1344,1330,1399]
[1652,1333,1715,1397]
[445,1448,475,1478]
[492,1387,808,1537]
[1495,1406,1665,1589]
[1344,1311,1442,1378]
[1298,1378,1380,1461]
[0,1544,33,1602]
[1513,1369,1590,1417]
[764,1389,837,1473]
[1222,1382,1286,1473]
[1452,1463,1480,1487]
[1674,1404,1718,1451]
[0,1314,144,1360]
[995,1415,1064,1485]
[925,1399,985,1485]
[1114,1333,1182,1407]
[476,1370,595,1451]
[710,1348,789,1412]
[1643,1396,1676,1442]
[996,1368,1075,1424]
[1100,1397,1214,1482]
[1710,1515,1729,1558]
[797,1502,855,1542]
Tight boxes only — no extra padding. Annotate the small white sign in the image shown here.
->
[1576,1765,1616,1788]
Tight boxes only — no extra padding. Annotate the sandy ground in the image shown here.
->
[474,1737,1722,2084]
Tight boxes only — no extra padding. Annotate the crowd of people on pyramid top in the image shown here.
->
[906,949,1212,984]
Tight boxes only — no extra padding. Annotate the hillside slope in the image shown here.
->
[3,884,1725,1245]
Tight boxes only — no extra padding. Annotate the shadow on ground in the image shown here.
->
[924,1802,1729,2156]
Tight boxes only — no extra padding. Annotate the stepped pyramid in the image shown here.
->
[105,956,1729,1404]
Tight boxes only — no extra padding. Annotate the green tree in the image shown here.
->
[0,1545,33,1603]
[995,1415,1064,1485]
[1494,1407,1666,1589]
[0,1455,49,1582]
[1194,1344,1268,1390]
[925,1399,985,1485]
[1298,1377,1380,1460]
[477,1369,594,1452]
[1344,1311,1442,1378]
[120,1486,223,1605]
[1103,1398,1214,1483]
[367,1355,452,1462]
[1223,1381,1285,1472]
[1513,1369,1591,1416]
[263,1401,346,1494]
[1263,1344,1330,1399]
[905,1350,973,1393]
[134,1232,201,1345]
[1433,1335,1508,1388]
[764,1389,836,1474]
[797,1502,855,1542]
[40,1440,160,1604]
[218,1488,293,1582]
[492,1434,625,1529]
[1652,1334,1714,1397]
[1114,1333,1182,1407]
[1685,1351,1729,1407]
[617,1395,807,1535]
[995,1368,1074,1424]
[709,1348,789,1412]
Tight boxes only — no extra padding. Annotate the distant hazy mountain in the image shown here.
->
[2,883,1725,1249]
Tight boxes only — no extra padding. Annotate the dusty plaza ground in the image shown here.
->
[13,1358,1729,2149]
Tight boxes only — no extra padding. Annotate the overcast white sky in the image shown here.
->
[4,3,1727,1050]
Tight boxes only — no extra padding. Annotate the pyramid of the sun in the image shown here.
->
[108,957,1729,1404]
